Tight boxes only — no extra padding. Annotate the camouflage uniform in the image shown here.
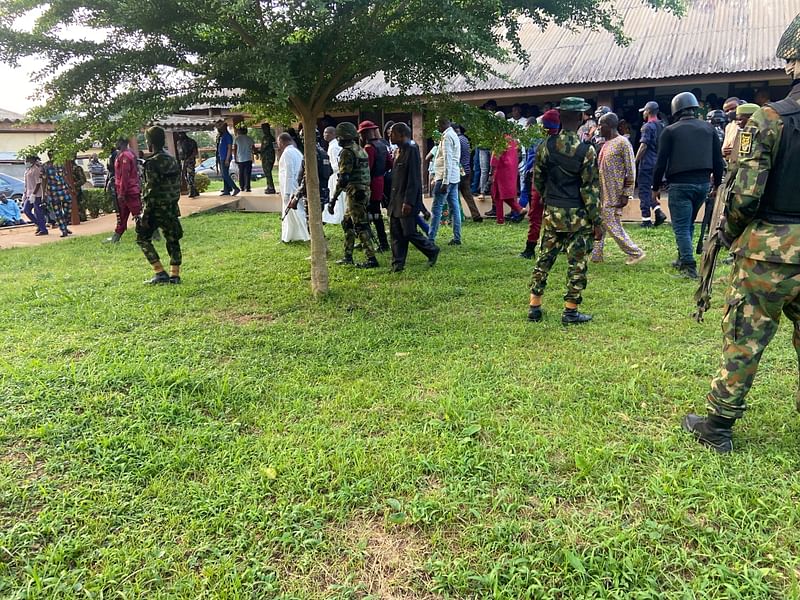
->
[706,81,800,419]
[337,142,375,260]
[136,150,183,267]
[530,130,600,304]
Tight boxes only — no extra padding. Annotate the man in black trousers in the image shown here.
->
[388,123,440,273]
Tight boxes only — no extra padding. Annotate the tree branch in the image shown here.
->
[227,18,258,48]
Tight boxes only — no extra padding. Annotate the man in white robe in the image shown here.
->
[322,126,345,225]
[278,133,310,242]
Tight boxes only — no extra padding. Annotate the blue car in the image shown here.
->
[0,173,25,208]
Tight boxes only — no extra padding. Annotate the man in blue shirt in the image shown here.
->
[456,125,483,222]
[635,101,667,228]
[0,192,23,226]
[216,121,240,196]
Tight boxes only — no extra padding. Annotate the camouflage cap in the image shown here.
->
[146,126,166,148]
[776,13,800,60]
[557,97,592,113]
[335,122,358,141]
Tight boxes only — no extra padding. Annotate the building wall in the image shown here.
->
[0,131,52,156]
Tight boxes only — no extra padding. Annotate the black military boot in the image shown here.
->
[681,414,734,454]
[561,307,592,325]
[356,256,379,269]
[527,305,543,322]
[169,275,181,285]
[144,271,170,285]
[336,255,354,265]
[654,209,667,227]
[679,264,699,280]
[519,241,536,259]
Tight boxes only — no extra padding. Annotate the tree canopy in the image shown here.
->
[0,0,683,295]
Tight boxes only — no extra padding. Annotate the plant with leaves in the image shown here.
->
[0,0,682,296]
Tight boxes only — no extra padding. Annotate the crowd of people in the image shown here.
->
[273,88,747,289]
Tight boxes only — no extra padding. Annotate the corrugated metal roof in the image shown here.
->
[351,0,794,97]
[150,115,222,129]
[0,108,25,123]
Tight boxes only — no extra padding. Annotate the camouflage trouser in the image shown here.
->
[530,206,593,304]
[341,188,375,259]
[182,158,197,195]
[707,257,800,419]
[136,201,183,266]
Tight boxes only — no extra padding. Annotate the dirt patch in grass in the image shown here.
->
[1,442,46,483]
[217,309,276,326]
[313,516,439,599]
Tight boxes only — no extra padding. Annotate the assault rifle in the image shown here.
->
[696,186,717,255]
[693,182,733,322]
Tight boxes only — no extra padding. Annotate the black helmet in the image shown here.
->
[594,105,612,120]
[335,122,358,141]
[671,92,700,117]
[776,14,800,60]
[706,109,726,126]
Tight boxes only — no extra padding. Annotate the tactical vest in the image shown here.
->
[543,135,591,209]
[665,118,714,178]
[341,144,371,189]
[369,138,389,179]
[757,98,800,223]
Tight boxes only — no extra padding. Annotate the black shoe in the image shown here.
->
[390,265,405,273]
[681,414,733,454]
[640,220,653,228]
[528,306,543,322]
[472,216,484,223]
[220,192,231,196]
[519,242,536,259]
[266,188,277,194]
[66,229,73,235]
[427,248,440,267]
[336,256,354,265]
[356,257,379,269]
[60,231,69,238]
[448,239,462,246]
[509,212,524,223]
[561,308,592,325]
[671,258,681,269]
[232,188,240,196]
[169,276,181,285]
[679,265,699,280]
[484,208,496,217]
[145,271,170,285]
[654,210,667,227]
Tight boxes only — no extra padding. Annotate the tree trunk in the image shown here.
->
[299,111,330,297]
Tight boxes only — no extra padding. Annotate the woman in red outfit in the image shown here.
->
[490,117,523,224]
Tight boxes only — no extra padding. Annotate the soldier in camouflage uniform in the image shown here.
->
[328,122,378,268]
[528,97,601,325]
[136,126,184,285]
[683,14,800,453]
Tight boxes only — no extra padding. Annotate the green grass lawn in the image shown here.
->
[2,213,800,599]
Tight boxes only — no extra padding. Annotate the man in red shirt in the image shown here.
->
[104,137,142,243]
[358,120,392,252]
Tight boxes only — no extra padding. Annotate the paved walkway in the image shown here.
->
[0,193,241,250]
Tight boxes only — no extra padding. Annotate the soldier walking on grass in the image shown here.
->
[328,122,378,269]
[683,14,800,453]
[177,132,199,198]
[136,126,184,285]
[527,97,601,325]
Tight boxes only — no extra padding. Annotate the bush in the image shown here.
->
[194,172,210,194]
[82,188,116,218]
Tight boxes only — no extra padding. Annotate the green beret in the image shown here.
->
[736,103,760,116]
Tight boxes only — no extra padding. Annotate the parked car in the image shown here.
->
[195,157,264,181]
[0,173,25,208]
